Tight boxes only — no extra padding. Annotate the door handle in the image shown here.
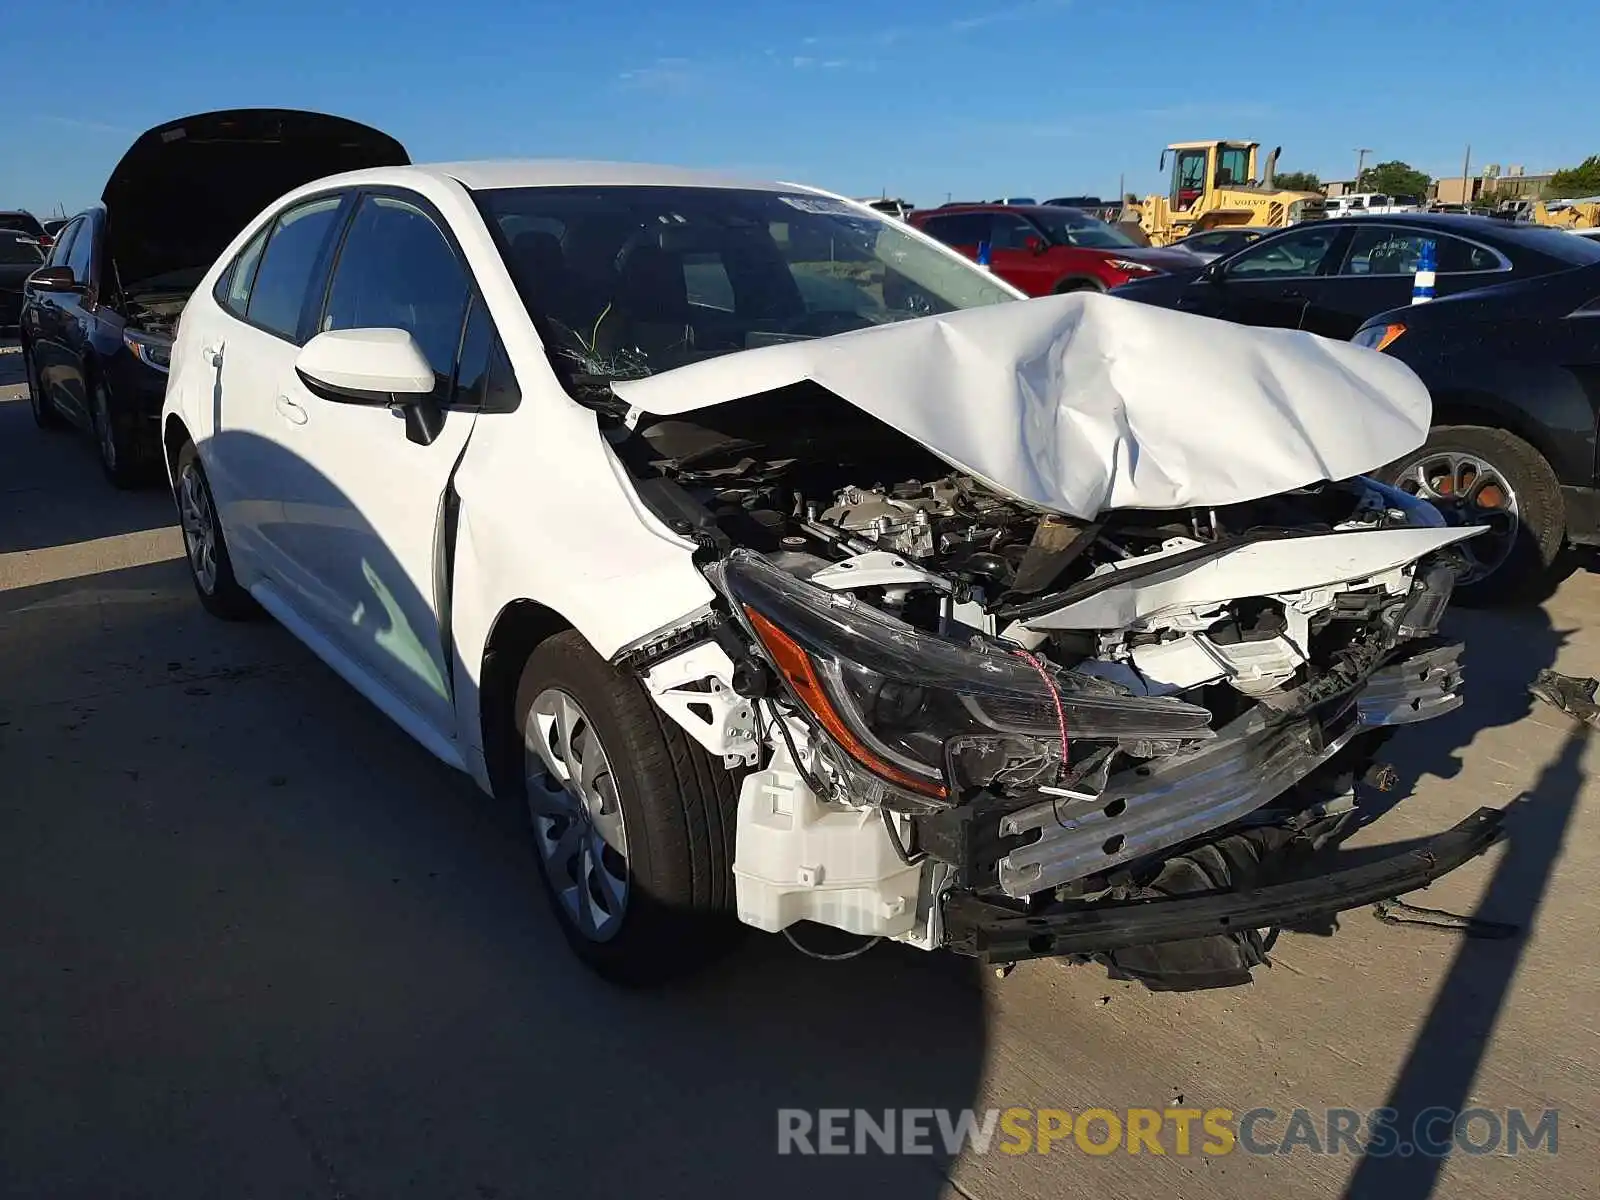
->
[201,342,224,367]
[1279,289,1308,300]
[274,395,308,426]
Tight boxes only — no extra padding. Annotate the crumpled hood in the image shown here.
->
[612,292,1433,520]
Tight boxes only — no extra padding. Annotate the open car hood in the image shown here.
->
[103,109,408,293]
[612,292,1433,520]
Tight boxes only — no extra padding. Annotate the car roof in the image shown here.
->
[347,160,808,194]
[914,203,1063,218]
[1331,212,1525,234]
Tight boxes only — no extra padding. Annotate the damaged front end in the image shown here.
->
[610,394,1502,988]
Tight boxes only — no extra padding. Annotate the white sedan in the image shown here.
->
[162,160,1499,989]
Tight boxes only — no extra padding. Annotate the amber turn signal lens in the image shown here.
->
[744,607,948,800]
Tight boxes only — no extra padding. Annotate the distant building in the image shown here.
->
[1432,166,1555,206]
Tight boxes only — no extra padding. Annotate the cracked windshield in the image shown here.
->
[477,185,1015,392]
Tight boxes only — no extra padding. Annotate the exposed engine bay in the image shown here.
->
[610,383,1496,990]
[120,290,189,341]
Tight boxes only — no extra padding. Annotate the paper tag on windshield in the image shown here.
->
[777,194,861,216]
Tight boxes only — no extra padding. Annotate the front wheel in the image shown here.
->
[1378,425,1564,606]
[514,631,741,985]
[91,376,153,489]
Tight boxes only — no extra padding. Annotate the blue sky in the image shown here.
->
[3,0,1596,216]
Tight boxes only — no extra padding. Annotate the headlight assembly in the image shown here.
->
[123,329,172,373]
[1351,321,1405,353]
[709,551,1214,806]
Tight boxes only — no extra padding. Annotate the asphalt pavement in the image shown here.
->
[2,343,1595,1199]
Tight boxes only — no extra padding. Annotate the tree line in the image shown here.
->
[1266,155,1600,202]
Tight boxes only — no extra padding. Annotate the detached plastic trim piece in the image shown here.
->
[945,807,1506,962]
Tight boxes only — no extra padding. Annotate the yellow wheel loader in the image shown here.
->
[1122,141,1325,246]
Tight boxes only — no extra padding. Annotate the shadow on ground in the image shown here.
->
[1338,602,1580,1198]
[0,559,988,1199]
[0,359,176,555]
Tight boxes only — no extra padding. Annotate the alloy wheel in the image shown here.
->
[93,380,118,471]
[524,687,630,942]
[177,461,219,594]
[1394,450,1521,584]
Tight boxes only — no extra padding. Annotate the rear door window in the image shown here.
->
[245,196,346,340]
[920,214,991,246]
[1339,228,1504,276]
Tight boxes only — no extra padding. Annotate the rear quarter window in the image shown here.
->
[1500,224,1600,266]
[243,197,345,341]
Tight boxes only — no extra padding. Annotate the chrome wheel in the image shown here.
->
[524,687,630,942]
[1395,450,1521,584]
[93,380,117,470]
[177,461,219,594]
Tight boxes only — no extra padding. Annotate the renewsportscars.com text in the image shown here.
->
[777,1107,1558,1158]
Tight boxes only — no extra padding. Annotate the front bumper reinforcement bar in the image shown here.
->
[995,642,1465,898]
[945,806,1505,963]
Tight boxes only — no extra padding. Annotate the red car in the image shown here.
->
[909,203,1201,296]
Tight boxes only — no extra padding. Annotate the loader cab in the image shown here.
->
[1161,141,1260,212]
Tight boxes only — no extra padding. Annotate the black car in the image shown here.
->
[1352,261,1600,602]
[1113,214,1600,341]
[1,228,45,328]
[0,210,47,241]
[1167,226,1270,263]
[21,109,407,486]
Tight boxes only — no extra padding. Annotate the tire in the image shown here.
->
[173,441,257,620]
[24,346,63,429]
[1377,425,1563,606]
[513,630,742,985]
[90,373,154,489]
[1053,278,1104,294]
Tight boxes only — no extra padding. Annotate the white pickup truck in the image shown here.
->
[1326,192,1422,217]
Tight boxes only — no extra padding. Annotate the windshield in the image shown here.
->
[476,186,1014,390]
[1028,208,1138,249]
[1,232,44,265]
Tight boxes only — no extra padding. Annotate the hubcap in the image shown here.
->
[177,462,219,594]
[94,382,117,469]
[1395,451,1521,585]
[524,688,630,942]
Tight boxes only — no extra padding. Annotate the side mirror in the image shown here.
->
[1201,259,1226,284]
[29,265,82,293]
[1023,234,1047,255]
[294,328,445,446]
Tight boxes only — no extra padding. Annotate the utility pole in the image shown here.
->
[1460,144,1472,205]
[1354,148,1373,189]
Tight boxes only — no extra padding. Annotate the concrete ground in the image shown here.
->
[2,337,1595,1199]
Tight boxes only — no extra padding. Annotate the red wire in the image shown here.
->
[1012,648,1070,780]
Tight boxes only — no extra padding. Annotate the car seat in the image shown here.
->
[591,244,694,362]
